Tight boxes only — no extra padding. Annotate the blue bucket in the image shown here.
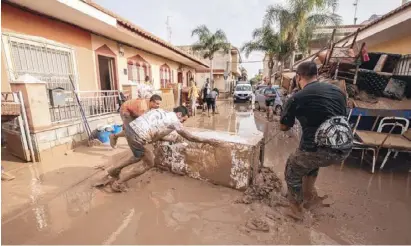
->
[113,124,123,134]
[97,130,111,143]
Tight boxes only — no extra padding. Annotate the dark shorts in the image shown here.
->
[124,124,145,158]
[265,99,274,107]
[206,98,216,108]
[285,148,351,203]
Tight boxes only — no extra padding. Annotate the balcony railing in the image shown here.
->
[49,90,120,123]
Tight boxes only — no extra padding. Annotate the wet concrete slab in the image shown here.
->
[2,101,411,244]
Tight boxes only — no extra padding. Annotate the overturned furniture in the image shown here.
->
[154,127,264,190]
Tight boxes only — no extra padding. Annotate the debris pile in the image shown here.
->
[236,167,284,205]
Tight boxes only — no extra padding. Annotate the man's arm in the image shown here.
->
[169,123,218,145]
[176,128,217,144]
[279,96,297,131]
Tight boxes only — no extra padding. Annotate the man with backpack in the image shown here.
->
[279,61,353,220]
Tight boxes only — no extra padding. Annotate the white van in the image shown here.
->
[233,83,253,103]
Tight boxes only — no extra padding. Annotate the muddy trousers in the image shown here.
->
[108,126,154,184]
[285,148,351,204]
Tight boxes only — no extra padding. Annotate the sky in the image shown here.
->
[95,0,403,77]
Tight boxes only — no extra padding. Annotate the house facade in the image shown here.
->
[1,0,208,161]
[178,45,242,93]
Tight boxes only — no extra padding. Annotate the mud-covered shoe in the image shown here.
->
[285,201,304,221]
[109,134,118,149]
[111,181,128,192]
[93,174,115,187]
[303,194,330,210]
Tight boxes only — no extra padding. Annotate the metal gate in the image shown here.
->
[1,91,35,162]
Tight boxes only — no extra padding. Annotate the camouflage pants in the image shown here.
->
[285,148,351,204]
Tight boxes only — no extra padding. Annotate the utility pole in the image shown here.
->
[166,16,172,43]
[353,0,359,24]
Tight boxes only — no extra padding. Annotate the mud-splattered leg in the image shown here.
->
[111,146,154,192]
[284,153,305,220]
[93,155,141,187]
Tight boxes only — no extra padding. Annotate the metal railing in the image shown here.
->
[49,90,120,123]
[393,54,411,77]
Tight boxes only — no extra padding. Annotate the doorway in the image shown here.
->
[178,72,183,84]
[98,55,116,90]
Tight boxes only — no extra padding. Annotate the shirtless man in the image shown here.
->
[110,94,162,149]
[95,106,221,192]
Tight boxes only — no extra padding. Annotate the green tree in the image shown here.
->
[241,25,292,84]
[240,66,248,81]
[191,25,230,88]
[265,0,341,68]
[250,74,262,85]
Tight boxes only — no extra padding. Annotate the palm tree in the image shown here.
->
[191,25,230,88]
[241,25,292,84]
[265,0,341,68]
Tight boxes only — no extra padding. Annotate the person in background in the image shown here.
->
[144,75,152,86]
[95,106,222,192]
[202,78,211,112]
[206,88,218,117]
[110,94,162,149]
[264,83,277,121]
[212,87,219,114]
[187,78,199,116]
[279,61,353,220]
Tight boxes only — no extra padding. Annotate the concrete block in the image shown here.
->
[72,133,83,143]
[35,130,57,143]
[55,127,69,138]
[49,140,57,148]
[154,127,264,190]
[67,124,80,136]
[56,136,73,145]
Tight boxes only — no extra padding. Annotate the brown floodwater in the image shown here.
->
[2,101,410,244]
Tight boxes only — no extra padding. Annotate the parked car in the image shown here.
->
[233,83,253,103]
[254,85,283,115]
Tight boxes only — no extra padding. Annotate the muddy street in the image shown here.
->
[2,101,411,245]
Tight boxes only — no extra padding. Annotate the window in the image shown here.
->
[2,33,77,90]
[127,55,151,83]
[160,64,171,88]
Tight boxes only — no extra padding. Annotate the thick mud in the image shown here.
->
[2,101,411,244]
[236,167,283,205]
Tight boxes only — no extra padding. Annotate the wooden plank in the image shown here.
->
[374,54,388,72]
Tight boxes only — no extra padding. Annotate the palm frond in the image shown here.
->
[306,12,341,27]
[241,41,265,58]
[191,25,230,60]
[191,25,210,38]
